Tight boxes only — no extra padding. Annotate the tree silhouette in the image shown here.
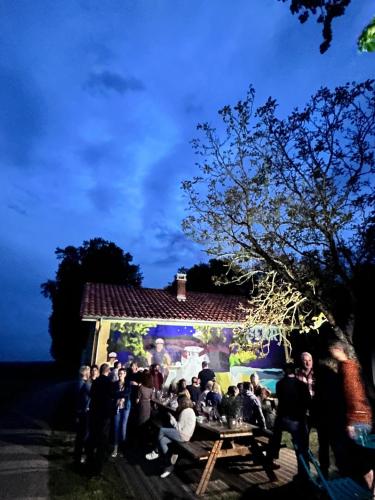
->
[41,238,142,368]
[166,259,250,295]
[279,0,352,53]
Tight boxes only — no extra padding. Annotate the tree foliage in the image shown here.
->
[358,17,375,53]
[278,0,352,53]
[183,81,375,354]
[166,259,250,295]
[41,238,142,367]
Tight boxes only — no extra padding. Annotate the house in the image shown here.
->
[80,273,284,390]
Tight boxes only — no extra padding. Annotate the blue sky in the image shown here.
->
[0,0,373,361]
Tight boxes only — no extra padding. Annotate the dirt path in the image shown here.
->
[0,376,74,499]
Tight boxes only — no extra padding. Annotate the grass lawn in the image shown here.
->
[281,429,319,455]
[48,432,135,500]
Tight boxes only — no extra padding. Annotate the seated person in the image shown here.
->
[219,385,241,419]
[198,380,214,405]
[187,377,201,405]
[206,382,222,407]
[242,381,266,429]
[176,378,191,399]
[260,387,276,430]
[237,382,244,394]
[146,395,196,478]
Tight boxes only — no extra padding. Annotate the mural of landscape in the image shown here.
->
[107,321,285,391]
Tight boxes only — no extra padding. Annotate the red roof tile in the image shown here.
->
[81,283,247,323]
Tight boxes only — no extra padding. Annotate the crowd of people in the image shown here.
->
[74,357,275,477]
[74,344,374,494]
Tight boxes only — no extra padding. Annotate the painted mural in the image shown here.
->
[107,321,285,392]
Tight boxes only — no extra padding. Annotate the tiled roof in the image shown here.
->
[81,283,247,324]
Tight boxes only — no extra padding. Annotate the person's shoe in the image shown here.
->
[80,456,87,464]
[170,454,179,465]
[111,450,118,458]
[146,450,159,460]
[160,466,173,478]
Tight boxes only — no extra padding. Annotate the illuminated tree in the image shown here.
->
[183,81,375,355]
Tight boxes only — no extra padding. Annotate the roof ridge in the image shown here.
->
[82,282,247,322]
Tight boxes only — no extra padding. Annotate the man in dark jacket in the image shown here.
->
[198,361,215,392]
[86,363,114,475]
[187,377,201,405]
[74,365,91,465]
[268,363,311,478]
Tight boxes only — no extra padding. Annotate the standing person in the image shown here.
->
[86,363,114,475]
[314,356,346,477]
[112,368,131,458]
[126,361,141,402]
[250,372,263,397]
[268,363,311,479]
[329,341,374,495]
[296,352,315,399]
[187,377,201,405]
[90,364,99,381]
[198,361,215,392]
[109,361,122,382]
[146,395,196,478]
[125,361,141,442]
[150,364,163,392]
[136,372,154,427]
[108,352,118,368]
[296,351,328,473]
[74,365,91,465]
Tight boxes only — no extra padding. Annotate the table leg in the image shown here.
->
[249,436,277,482]
[196,439,223,496]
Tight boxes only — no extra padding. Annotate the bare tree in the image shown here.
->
[183,81,375,355]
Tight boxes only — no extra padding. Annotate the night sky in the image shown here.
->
[0,1,373,361]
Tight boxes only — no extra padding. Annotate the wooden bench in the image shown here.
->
[172,427,278,496]
[174,438,258,461]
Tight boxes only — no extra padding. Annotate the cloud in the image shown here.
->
[184,95,204,115]
[87,183,124,213]
[0,67,45,167]
[79,142,114,167]
[84,70,145,95]
[7,203,27,216]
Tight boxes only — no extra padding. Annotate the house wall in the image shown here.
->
[90,318,284,392]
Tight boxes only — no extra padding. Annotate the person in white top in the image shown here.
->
[146,395,196,478]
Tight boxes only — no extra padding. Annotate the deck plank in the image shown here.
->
[115,446,301,499]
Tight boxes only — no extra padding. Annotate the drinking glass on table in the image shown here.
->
[237,408,243,427]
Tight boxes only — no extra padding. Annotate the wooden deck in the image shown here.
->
[114,446,318,499]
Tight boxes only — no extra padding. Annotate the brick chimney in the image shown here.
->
[176,273,187,301]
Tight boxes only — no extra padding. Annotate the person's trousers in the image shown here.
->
[113,407,131,447]
[74,412,89,462]
[87,415,111,474]
[158,427,184,458]
[269,416,309,476]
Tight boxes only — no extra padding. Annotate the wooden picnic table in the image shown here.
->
[151,398,277,496]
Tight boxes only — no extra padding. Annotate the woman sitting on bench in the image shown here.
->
[146,395,196,478]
